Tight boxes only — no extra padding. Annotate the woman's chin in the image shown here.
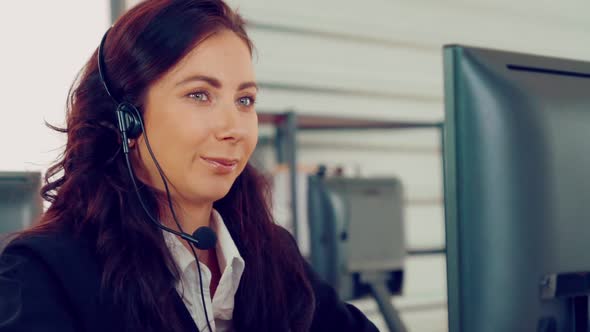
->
[182,175,237,203]
[187,186,232,203]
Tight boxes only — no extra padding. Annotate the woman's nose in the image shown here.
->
[213,102,244,142]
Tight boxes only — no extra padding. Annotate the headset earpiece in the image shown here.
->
[116,103,143,139]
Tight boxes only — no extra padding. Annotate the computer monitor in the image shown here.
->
[443,45,590,332]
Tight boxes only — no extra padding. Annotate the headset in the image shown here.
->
[98,27,215,332]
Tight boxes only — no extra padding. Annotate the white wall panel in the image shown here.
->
[257,89,443,122]
[250,28,442,99]
[405,205,445,249]
[296,129,441,150]
[297,146,443,202]
[229,0,589,60]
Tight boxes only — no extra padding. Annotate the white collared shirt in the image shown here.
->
[163,210,245,332]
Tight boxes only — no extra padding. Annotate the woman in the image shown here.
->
[0,0,378,331]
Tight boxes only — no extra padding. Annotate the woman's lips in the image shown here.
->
[200,157,238,174]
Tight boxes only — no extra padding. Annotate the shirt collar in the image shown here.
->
[162,209,245,316]
[162,209,244,273]
[210,209,243,273]
[209,209,245,320]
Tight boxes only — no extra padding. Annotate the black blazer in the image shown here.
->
[0,226,378,332]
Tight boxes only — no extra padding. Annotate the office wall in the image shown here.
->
[0,1,110,172]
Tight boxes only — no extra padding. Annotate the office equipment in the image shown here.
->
[0,172,43,250]
[308,174,407,332]
[443,45,590,332]
[0,172,42,232]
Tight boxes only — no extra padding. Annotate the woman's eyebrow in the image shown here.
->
[238,81,258,91]
[175,74,258,91]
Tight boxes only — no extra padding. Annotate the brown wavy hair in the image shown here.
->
[24,0,315,331]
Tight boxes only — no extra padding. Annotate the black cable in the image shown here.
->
[122,149,203,244]
[134,114,214,332]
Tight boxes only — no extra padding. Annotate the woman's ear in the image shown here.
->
[128,139,136,149]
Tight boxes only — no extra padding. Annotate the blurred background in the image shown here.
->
[0,1,588,331]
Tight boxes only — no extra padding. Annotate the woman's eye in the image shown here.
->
[188,91,209,102]
[238,96,256,107]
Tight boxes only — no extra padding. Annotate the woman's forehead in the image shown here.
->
[164,30,254,87]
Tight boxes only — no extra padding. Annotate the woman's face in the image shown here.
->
[135,29,258,205]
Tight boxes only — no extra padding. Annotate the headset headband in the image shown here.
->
[97,27,120,104]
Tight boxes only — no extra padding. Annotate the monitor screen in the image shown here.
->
[443,45,590,332]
